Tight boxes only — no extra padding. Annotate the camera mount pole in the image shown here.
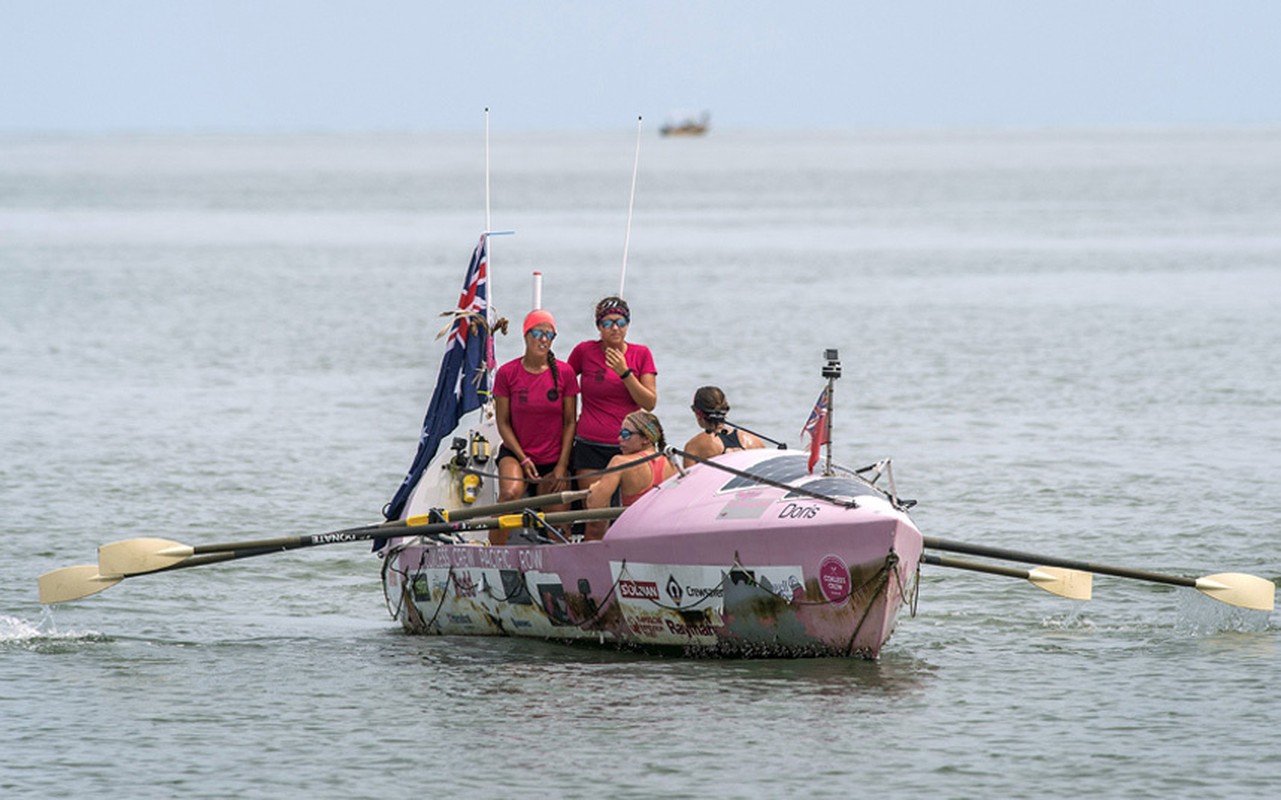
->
[821,349,842,477]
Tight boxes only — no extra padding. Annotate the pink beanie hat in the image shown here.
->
[523,309,557,335]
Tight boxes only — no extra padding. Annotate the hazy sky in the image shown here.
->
[4,0,1279,132]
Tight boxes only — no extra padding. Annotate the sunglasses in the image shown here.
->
[598,318,629,330]
[619,427,638,441]
[527,329,556,341]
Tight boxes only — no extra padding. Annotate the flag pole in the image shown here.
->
[619,115,642,297]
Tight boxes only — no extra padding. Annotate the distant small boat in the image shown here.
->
[659,111,710,137]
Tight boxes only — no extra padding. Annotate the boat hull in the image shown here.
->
[381,451,922,658]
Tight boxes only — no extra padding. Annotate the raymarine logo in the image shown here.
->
[619,580,660,601]
[665,575,684,605]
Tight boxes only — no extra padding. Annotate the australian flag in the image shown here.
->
[801,386,830,474]
[384,235,495,521]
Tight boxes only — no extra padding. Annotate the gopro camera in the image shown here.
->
[822,348,842,379]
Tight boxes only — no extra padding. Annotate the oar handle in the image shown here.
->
[922,537,1197,589]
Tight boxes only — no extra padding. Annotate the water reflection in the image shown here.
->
[388,632,935,706]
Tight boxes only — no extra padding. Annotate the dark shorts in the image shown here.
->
[497,445,560,483]
[571,437,621,472]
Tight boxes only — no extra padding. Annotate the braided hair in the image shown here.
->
[546,347,560,402]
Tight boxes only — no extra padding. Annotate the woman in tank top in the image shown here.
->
[584,410,677,539]
[681,386,766,468]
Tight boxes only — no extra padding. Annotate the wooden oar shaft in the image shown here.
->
[923,536,1196,589]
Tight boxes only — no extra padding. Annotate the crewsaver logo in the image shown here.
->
[619,579,660,601]
[665,574,684,605]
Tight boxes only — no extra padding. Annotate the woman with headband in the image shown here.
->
[491,309,580,543]
[681,386,765,467]
[567,296,658,491]
[585,410,677,538]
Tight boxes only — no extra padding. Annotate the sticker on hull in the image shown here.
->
[610,562,805,646]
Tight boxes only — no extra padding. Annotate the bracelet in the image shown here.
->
[520,456,534,466]
[619,368,633,380]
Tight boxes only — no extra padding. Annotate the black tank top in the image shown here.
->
[715,428,744,452]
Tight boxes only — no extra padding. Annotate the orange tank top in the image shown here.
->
[620,458,667,506]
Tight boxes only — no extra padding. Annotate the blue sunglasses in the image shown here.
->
[598,318,630,329]
[619,427,637,440]
[527,329,556,341]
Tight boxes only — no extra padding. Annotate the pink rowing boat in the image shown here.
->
[375,235,922,658]
[380,445,923,658]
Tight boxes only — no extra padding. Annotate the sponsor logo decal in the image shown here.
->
[626,614,666,638]
[665,618,716,638]
[619,579,660,601]
[818,555,850,603]
[665,575,684,606]
[453,572,479,599]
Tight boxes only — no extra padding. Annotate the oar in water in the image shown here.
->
[39,506,623,605]
[922,553,1093,600]
[38,549,280,605]
[923,536,1275,611]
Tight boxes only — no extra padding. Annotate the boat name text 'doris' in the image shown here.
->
[778,503,820,519]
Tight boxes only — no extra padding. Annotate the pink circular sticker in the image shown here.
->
[818,555,850,603]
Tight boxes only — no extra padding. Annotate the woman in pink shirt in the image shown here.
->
[492,310,580,543]
[567,296,658,491]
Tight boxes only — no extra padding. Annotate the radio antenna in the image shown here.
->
[619,115,642,297]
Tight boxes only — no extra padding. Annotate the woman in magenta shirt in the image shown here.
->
[567,296,657,491]
[493,310,580,532]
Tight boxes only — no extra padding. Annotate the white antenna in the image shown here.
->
[619,115,642,298]
[484,107,498,318]
[531,271,543,311]
[480,110,515,317]
[484,107,492,232]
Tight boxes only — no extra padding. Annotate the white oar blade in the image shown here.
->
[98,538,193,576]
[1027,567,1093,601]
[1194,572,1276,611]
[38,565,123,605]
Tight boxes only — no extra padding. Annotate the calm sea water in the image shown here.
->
[2,128,1279,798]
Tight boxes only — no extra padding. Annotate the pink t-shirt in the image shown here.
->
[567,341,658,444]
[493,358,580,464]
